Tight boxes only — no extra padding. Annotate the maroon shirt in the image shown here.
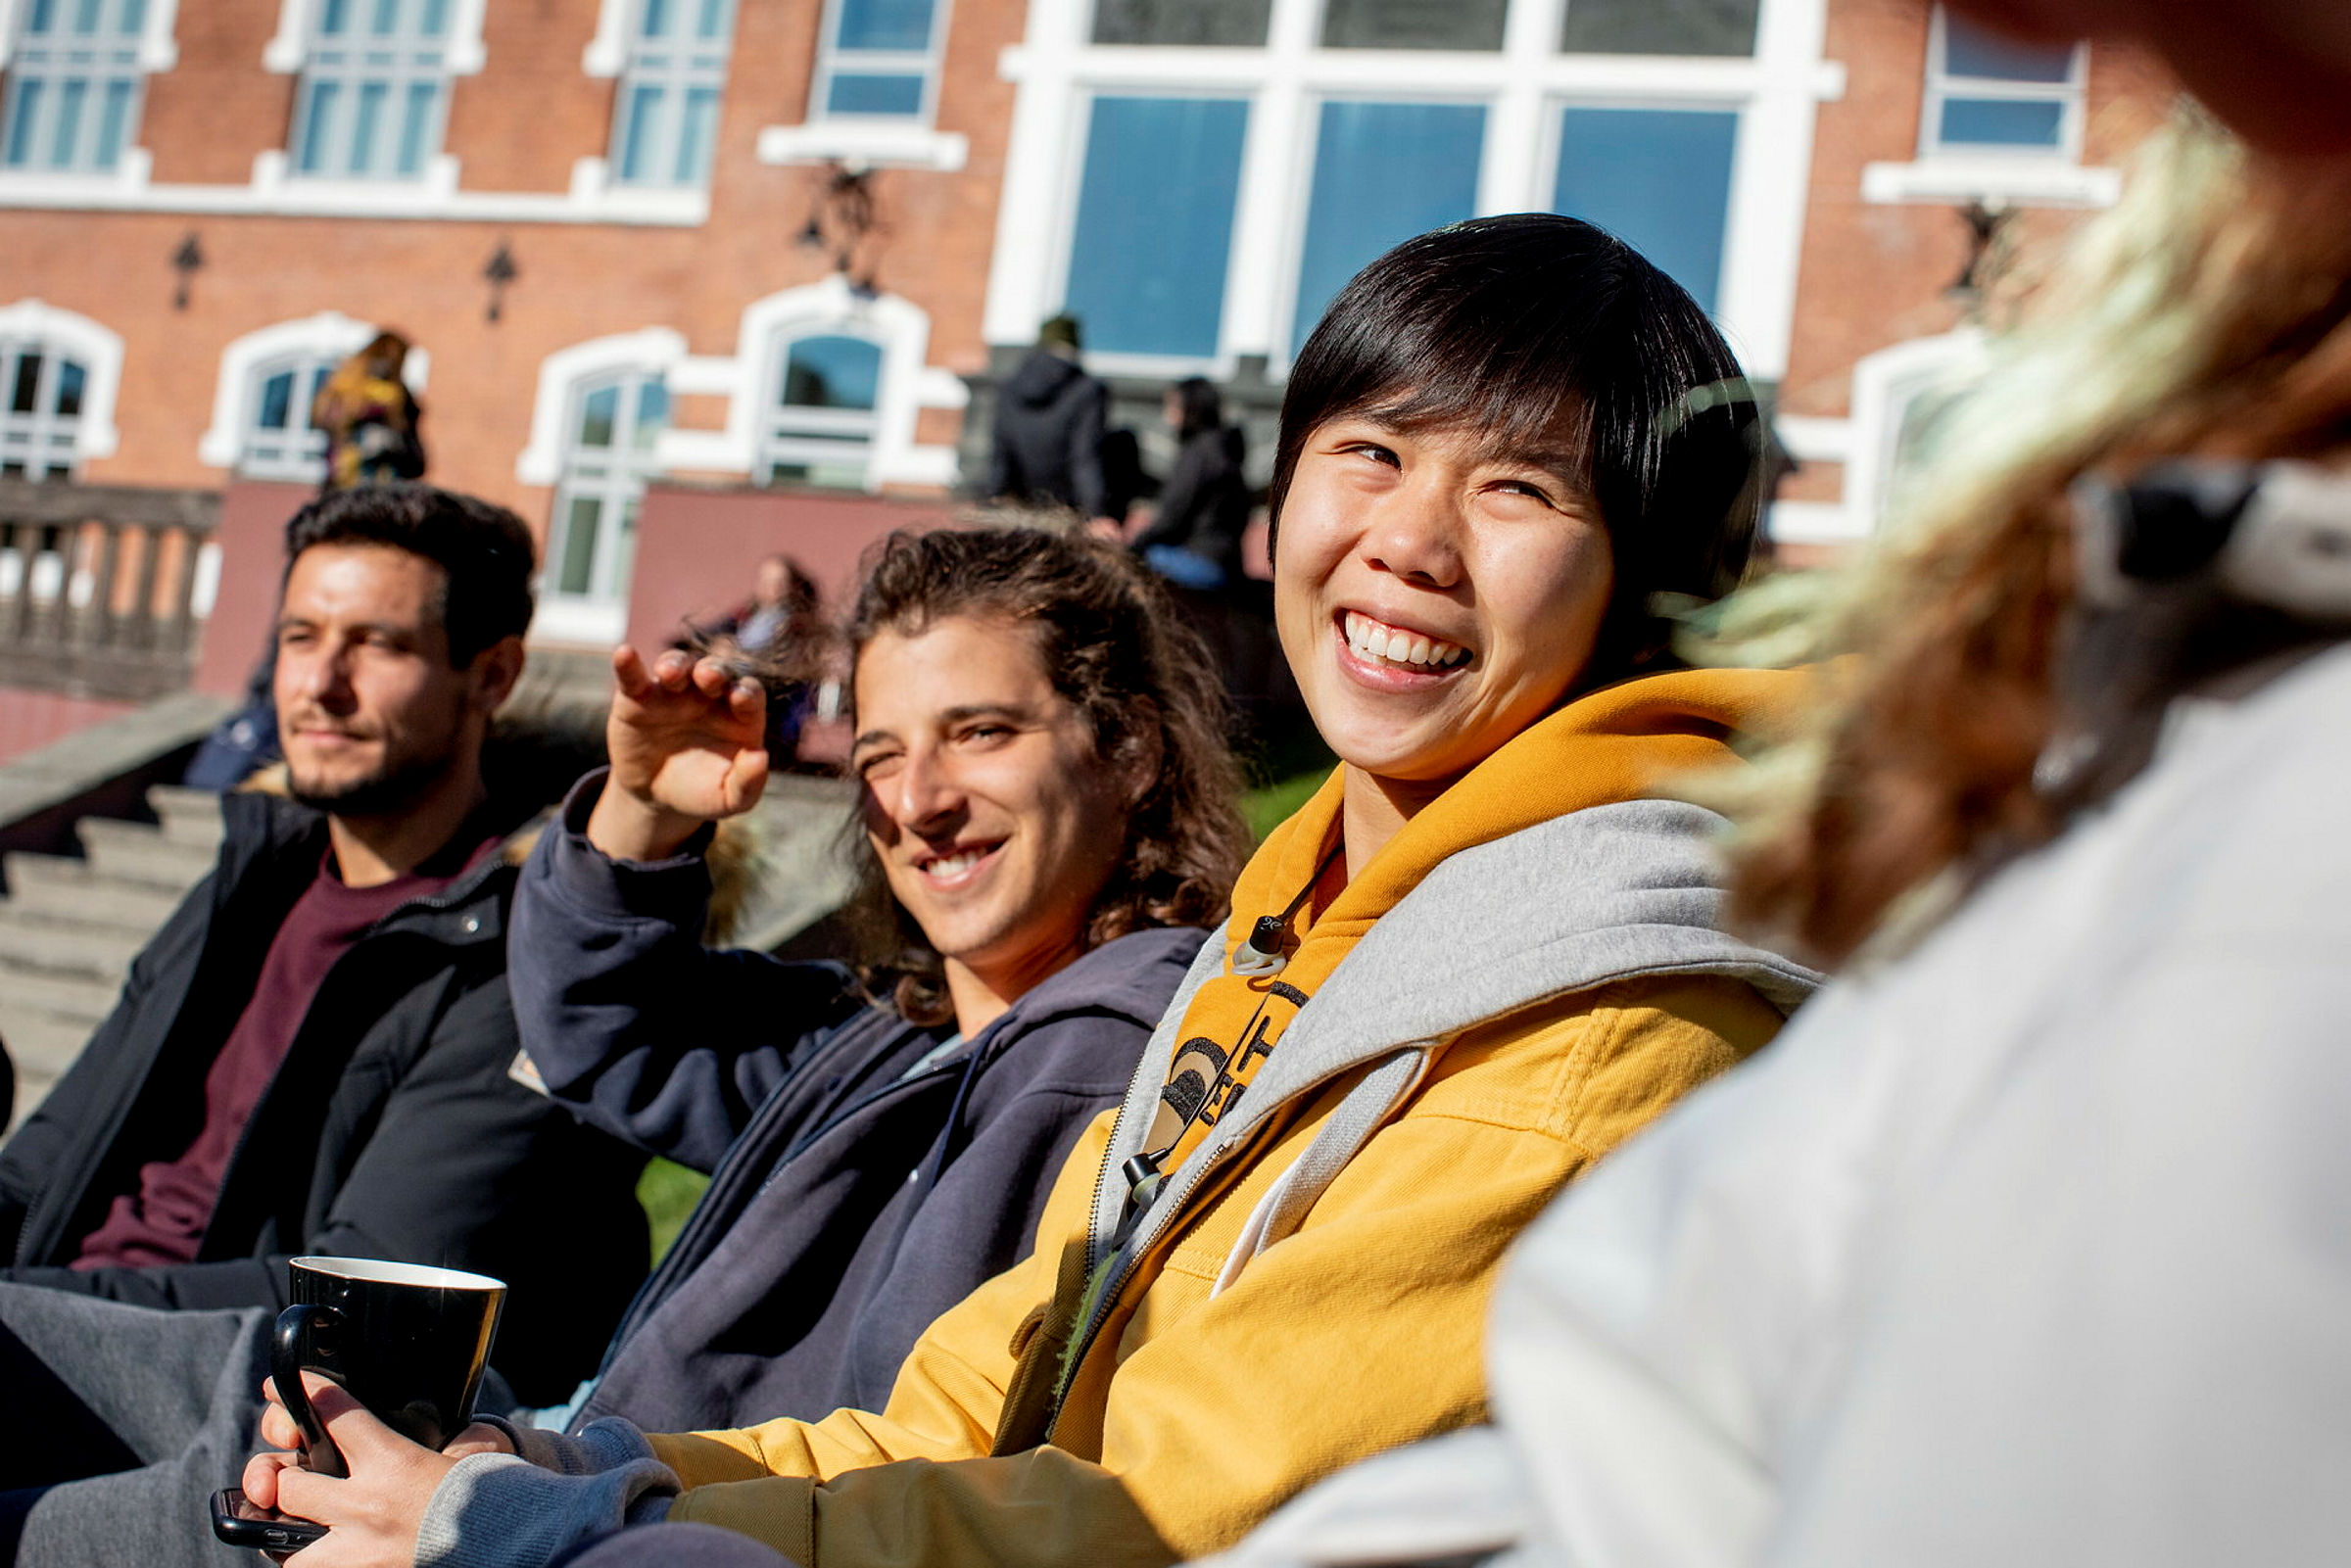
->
[72,835,493,1271]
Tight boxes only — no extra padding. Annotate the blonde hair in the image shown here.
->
[1724,112,2351,967]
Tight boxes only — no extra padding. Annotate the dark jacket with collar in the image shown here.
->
[0,790,649,1403]
[506,772,1207,1432]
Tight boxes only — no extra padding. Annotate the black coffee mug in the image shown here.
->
[271,1257,506,1478]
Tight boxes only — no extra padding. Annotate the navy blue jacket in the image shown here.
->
[507,774,1206,1433]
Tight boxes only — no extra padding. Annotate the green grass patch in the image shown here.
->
[638,1157,712,1266]
[1241,767,1332,840]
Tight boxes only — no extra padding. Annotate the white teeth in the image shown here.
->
[1343,611,1465,672]
[924,850,985,878]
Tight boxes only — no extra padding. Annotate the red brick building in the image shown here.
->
[0,0,2177,701]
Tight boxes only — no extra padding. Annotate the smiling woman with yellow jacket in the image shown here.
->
[241,216,1820,1568]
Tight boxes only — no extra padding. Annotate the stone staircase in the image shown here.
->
[2,784,222,1126]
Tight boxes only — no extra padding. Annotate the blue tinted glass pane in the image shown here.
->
[782,336,882,410]
[1065,95,1248,358]
[350,79,387,171]
[50,78,86,167]
[4,82,44,166]
[579,384,621,447]
[674,84,716,182]
[639,0,670,37]
[93,77,132,167]
[1939,96,2064,147]
[259,371,295,431]
[1553,106,1736,313]
[26,0,57,33]
[617,83,662,179]
[369,0,398,35]
[396,80,436,172]
[55,359,85,417]
[419,0,450,34]
[319,0,349,34]
[72,0,99,34]
[694,0,729,39]
[834,0,933,53]
[557,496,601,594]
[297,81,339,170]
[120,0,147,34]
[1942,15,2072,81]
[1293,101,1483,354]
[825,72,925,117]
[633,381,670,448]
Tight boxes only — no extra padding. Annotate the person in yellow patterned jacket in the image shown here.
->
[241,215,1820,1568]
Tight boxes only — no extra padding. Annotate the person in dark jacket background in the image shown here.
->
[0,486,646,1565]
[1133,377,1252,593]
[501,524,1251,1436]
[983,314,1117,524]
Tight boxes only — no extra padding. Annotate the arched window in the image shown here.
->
[0,336,86,479]
[546,368,669,604]
[757,331,882,489]
[239,354,338,481]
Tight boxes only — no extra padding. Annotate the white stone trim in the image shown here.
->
[754,122,969,171]
[1774,413,1854,464]
[533,596,629,646]
[514,326,689,486]
[0,299,123,461]
[200,311,432,470]
[265,0,485,74]
[137,0,181,71]
[582,0,631,75]
[982,0,1842,381]
[1860,155,2121,208]
[1766,499,1869,545]
[0,151,709,224]
[0,0,18,69]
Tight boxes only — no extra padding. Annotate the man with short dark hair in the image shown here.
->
[0,485,647,1561]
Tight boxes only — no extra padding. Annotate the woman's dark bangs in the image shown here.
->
[1331,294,1597,478]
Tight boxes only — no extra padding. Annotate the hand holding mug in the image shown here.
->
[244,1374,510,1565]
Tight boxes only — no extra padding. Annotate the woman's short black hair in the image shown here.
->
[1270,213,1764,683]
[1172,376,1224,441]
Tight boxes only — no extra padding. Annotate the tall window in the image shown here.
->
[238,355,337,481]
[758,332,882,488]
[0,339,85,478]
[290,0,455,179]
[1552,107,1740,313]
[812,0,942,120]
[1062,96,1249,359]
[547,370,668,603]
[611,0,733,187]
[1921,8,2083,156]
[1292,100,1484,354]
[2,0,148,173]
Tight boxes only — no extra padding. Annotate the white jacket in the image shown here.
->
[1210,638,2351,1568]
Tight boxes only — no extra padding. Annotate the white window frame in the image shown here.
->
[984,0,1843,386]
[809,0,951,125]
[0,298,120,468]
[1917,4,2085,162]
[608,0,736,188]
[199,310,429,471]
[545,368,669,608]
[755,328,888,489]
[0,0,152,174]
[650,276,962,490]
[235,353,339,481]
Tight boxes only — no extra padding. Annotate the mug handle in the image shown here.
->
[271,1304,350,1479]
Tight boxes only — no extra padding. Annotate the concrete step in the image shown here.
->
[4,851,189,931]
[0,906,143,979]
[0,1007,92,1078]
[148,784,227,850]
[77,817,216,890]
[0,960,122,1023]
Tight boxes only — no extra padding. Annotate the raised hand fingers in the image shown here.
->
[610,643,654,700]
[244,1449,299,1512]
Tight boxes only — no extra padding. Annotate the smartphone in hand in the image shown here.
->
[210,1487,329,1551]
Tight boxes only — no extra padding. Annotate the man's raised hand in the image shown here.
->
[589,644,772,861]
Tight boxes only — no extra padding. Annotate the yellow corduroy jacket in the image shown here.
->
[648,669,1819,1568]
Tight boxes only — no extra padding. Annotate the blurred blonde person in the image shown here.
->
[313,332,424,492]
